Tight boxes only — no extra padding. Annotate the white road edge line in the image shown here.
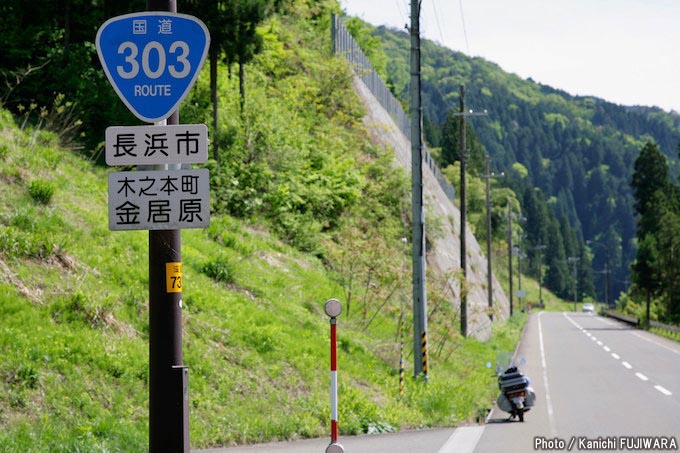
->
[539,312,557,436]
[438,426,484,453]
[587,314,677,400]
[632,332,680,357]
[654,385,673,396]
[596,315,680,356]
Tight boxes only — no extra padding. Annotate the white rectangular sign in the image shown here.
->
[108,169,210,231]
[105,124,209,166]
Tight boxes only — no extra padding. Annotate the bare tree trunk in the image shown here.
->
[238,61,246,114]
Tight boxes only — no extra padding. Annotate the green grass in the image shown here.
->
[0,107,527,450]
[0,2,536,448]
[649,326,680,343]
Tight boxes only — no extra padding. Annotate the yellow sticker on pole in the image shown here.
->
[166,262,182,293]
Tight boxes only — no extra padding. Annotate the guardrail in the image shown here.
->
[602,310,639,326]
[331,14,456,202]
[650,319,680,334]
[603,310,680,335]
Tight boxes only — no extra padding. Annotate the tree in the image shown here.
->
[632,234,660,325]
[522,186,549,276]
[631,141,669,237]
[440,110,485,174]
[656,200,680,322]
[544,216,568,298]
[0,0,141,151]
[184,0,283,161]
[630,141,680,322]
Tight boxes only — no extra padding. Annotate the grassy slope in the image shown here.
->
[0,4,525,452]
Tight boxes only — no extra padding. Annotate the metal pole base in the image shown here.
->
[326,443,345,453]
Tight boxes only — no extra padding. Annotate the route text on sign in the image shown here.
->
[105,124,208,165]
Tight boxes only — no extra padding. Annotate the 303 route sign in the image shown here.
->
[96,12,210,123]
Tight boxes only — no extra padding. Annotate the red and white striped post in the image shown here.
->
[324,298,344,453]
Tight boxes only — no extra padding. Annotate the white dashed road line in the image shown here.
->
[563,312,674,399]
[655,385,673,396]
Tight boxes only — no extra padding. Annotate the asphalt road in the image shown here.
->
[196,428,464,453]
[475,312,680,453]
[195,312,680,453]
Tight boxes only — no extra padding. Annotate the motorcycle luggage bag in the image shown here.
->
[525,388,536,407]
[497,393,513,413]
[499,371,528,393]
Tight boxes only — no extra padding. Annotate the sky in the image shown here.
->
[340,0,680,113]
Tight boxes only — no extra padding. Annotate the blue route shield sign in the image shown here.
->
[96,12,210,123]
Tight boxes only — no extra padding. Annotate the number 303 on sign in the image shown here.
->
[117,41,191,79]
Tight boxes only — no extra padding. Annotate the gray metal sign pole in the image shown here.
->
[146,0,189,451]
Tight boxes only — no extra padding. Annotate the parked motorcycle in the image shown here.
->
[487,355,535,422]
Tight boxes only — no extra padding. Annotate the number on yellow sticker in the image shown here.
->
[166,262,182,293]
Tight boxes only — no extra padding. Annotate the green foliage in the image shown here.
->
[629,141,680,322]
[366,21,680,306]
[632,142,671,236]
[203,6,368,255]
[0,2,533,450]
[50,292,114,329]
[28,179,55,205]
[201,256,236,285]
[0,204,66,259]
[344,17,388,80]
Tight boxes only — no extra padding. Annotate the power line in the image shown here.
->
[431,0,448,48]
[458,0,471,55]
[395,0,407,27]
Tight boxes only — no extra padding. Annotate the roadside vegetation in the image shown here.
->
[0,104,526,449]
[0,1,529,451]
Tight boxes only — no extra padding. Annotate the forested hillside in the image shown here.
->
[365,23,680,305]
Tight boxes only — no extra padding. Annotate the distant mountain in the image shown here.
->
[372,24,680,302]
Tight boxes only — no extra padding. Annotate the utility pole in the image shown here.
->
[587,240,610,308]
[410,0,427,380]
[593,265,610,310]
[482,156,503,320]
[515,229,526,310]
[459,85,467,336]
[454,85,487,336]
[507,201,514,317]
[568,256,580,312]
[146,1,189,452]
[534,245,547,306]
[517,244,523,310]
[604,261,610,307]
